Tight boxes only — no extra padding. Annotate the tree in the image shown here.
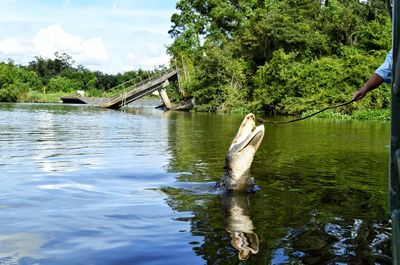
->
[25,52,74,85]
[0,63,40,102]
[167,0,391,113]
[48,76,81,93]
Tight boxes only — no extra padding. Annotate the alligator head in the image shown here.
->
[220,113,265,192]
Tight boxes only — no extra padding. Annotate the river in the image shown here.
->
[0,103,391,264]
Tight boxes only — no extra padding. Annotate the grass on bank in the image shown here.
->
[301,108,390,121]
[20,90,70,103]
[218,103,390,121]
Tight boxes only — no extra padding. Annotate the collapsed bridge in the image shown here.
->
[100,69,178,109]
[61,68,181,110]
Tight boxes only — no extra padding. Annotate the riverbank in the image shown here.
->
[6,92,392,121]
[301,109,390,121]
[18,90,70,103]
[225,106,391,121]
[15,91,161,104]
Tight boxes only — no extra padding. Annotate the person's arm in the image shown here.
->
[352,49,393,101]
[352,73,384,101]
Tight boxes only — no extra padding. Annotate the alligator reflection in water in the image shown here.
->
[161,185,261,262]
[223,193,259,260]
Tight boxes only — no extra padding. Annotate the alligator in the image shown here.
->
[216,113,265,192]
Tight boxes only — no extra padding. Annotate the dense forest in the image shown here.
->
[167,0,392,116]
[0,53,166,103]
[0,0,393,117]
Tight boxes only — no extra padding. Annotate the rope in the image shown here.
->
[257,99,355,125]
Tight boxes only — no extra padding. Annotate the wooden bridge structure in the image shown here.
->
[101,69,178,109]
[61,68,179,110]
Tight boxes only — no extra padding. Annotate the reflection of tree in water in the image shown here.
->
[164,111,242,182]
[251,182,392,264]
[163,185,391,264]
[283,211,391,264]
[164,111,392,264]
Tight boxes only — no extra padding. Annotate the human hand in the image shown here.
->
[352,87,368,101]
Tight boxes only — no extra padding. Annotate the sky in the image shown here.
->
[0,0,178,73]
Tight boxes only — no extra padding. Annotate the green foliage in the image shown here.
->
[21,90,67,103]
[188,43,250,112]
[253,48,389,115]
[60,67,98,93]
[352,108,390,120]
[301,108,390,121]
[94,71,119,91]
[25,52,73,85]
[0,62,41,102]
[355,15,392,51]
[0,52,177,103]
[252,49,298,111]
[48,76,82,93]
[302,110,351,120]
[168,0,391,116]
[0,83,28,102]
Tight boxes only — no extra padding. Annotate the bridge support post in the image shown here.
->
[158,80,172,110]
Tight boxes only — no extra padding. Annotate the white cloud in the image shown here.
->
[0,0,177,73]
[33,24,109,66]
[123,45,170,71]
[76,37,108,65]
[0,24,169,73]
[0,37,33,56]
[33,24,80,57]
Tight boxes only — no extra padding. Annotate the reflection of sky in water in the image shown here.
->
[0,105,171,176]
[0,232,47,263]
[39,183,97,191]
[0,104,200,265]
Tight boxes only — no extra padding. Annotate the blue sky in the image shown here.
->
[0,0,177,73]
